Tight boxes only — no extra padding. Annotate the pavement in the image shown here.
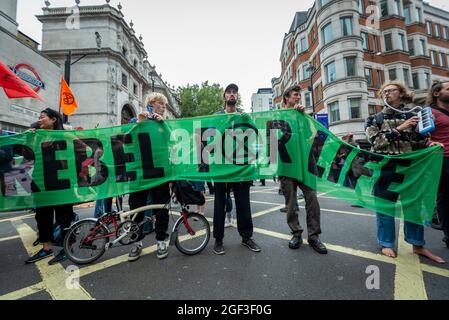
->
[0,181,448,300]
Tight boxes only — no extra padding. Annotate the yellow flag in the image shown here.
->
[60,76,78,116]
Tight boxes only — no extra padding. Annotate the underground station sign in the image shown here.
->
[9,63,46,93]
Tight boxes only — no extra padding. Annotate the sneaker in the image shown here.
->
[25,248,53,264]
[48,250,67,265]
[242,238,261,252]
[213,241,225,255]
[128,242,143,262]
[157,241,168,260]
[224,212,233,228]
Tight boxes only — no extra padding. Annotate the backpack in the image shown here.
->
[172,181,206,206]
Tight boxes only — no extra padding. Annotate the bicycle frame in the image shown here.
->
[80,203,194,250]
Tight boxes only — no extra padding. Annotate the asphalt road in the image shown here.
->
[1,181,448,300]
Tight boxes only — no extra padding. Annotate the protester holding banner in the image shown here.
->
[426,80,449,249]
[212,83,261,255]
[127,93,171,262]
[365,81,445,263]
[278,86,327,254]
[25,108,74,265]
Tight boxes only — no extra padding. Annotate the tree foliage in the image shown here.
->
[178,81,241,118]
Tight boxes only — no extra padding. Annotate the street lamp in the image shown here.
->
[306,63,316,117]
[149,71,155,92]
[62,31,102,123]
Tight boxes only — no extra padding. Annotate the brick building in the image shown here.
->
[272,0,449,146]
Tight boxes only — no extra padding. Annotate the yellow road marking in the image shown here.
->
[394,222,428,300]
[0,282,46,300]
[0,214,34,224]
[12,221,94,300]
[4,203,449,300]
[0,235,20,242]
[421,264,449,278]
[252,227,397,265]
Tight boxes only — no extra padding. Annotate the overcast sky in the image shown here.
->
[16,0,449,111]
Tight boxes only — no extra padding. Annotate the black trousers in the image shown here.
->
[213,182,253,242]
[438,157,449,239]
[128,182,171,241]
[35,204,73,243]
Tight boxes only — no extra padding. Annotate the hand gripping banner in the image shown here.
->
[0,109,443,225]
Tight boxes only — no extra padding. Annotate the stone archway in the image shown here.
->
[121,104,136,125]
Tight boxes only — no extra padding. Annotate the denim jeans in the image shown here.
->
[376,212,425,248]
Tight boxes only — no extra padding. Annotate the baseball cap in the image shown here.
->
[224,83,239,93]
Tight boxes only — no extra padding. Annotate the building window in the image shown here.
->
[340,17,353,36]
[384,34,393,52]
[403,68,411,87]
[444,26,449,40]
[122,46,127,57]
[133,83,138,95]
[365,67,373,87]
[121,73,128,87]
[440,52,447,67]
[358,0,365,14]
[361,32,369,50]
[303,63,311,79]
[322,22,333,44]
[368,104,377,116]
[304,92,312,107]
[398,33,406,51]
[325,61,337,83]
[420,39,427,56]
[133,59,138,68]
[380,0,389,17]
[431,51,437,65]
[408,39,415,56]
[329,101,340,123]
[412,73,419,89]
[415,7,422,23]
[426,21,433,35]
[388,68,397,81]
[300,37,308,52]
[425,72,431,89]
[377,70,383,88]
[344,56,357,77]
[394,0,401,15]
[373,34,378,53]
[435,24,440,38]
[404,6,411,24]
[349,98,361,119]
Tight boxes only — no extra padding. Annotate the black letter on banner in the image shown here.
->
[0,145,40,196]
[308,130,328,178]
[328,145,353,183]
[266,120,292,163]
[41,141,70,191]
[373,158,411,202]
[111,134,136,182]
[138,133,164,179]
[343,152,384,189]
[74,139,108,187]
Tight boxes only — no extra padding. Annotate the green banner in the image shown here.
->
[0,109,443,225]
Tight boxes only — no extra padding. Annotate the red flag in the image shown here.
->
[0,60,44,101]
[60,76,78,116]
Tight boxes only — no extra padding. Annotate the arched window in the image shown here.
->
[121,104,136,124]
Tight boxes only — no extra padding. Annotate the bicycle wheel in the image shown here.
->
[63,219,109,265]
[173,212,210,255]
